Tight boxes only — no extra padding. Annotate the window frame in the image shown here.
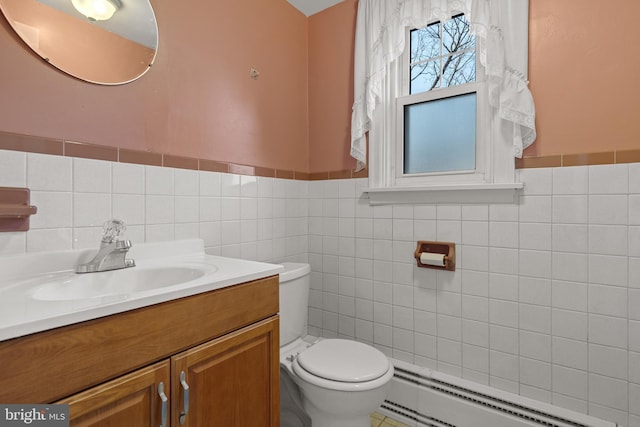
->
[366,14,522,204]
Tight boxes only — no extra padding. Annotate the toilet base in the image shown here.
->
[297,377,389,427]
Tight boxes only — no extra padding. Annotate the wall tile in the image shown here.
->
[461,221,489,246]
[520,358,551,390]
[72,227,103,250]
[519,223,551,251]
[588,255,628,287]
[461,269,489,297]
[0,150,26,187]
[519,250,552,279]
[552,224,588,253]
[145,195,174,225]
[462,319,488,347]
[589,225,628,256]
[74,158,111,193]
[27,153,72,192]
[519,168,552,195]
[552,165,588,195]
[489,299,518,328]
[489,204,518,222]
[552,280,588,311]
[145,165,173,195]
[462,344,489,373]
[552,337,587,370]
[73,193,111,227]
[588,374,628,411]
[174,169,199,196]
[489,221,518,248]
[552,195,588,224]
[490,350,519,382]
[588,284,628,318]
[26,228,72,252]
[552,365,588,400]
[588,344,628,380]
[489,247,519,275]
[552,394,588,415]
[519,304,551,334]
[589,314,627,348]
[519,196,552,223]
[519,330,551,362]
[29,192,72,229]
[589,164,628,195]
[589,195,628,225]
[461,204,488,221]
[0,232,26,254]
[519,276,551,306]
[552,252,588,283]
[112,162,144,194]
[487,273,516,302]
[552,309,588,341]
[490,325,518,354]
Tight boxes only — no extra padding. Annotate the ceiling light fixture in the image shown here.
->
[71,0,121,21]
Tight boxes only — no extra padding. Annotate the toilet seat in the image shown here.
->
[296,339,389,382]
[291,339,394,392]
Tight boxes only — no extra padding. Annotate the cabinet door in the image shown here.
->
[58,361,170,427]
[172,316,279,427]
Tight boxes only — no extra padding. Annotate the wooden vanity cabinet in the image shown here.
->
[0,276,280,427]
[171,317,279,426]
[58,360,171,426]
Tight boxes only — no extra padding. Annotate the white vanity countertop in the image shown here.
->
[0,239,283,341]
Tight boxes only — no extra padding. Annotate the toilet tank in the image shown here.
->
[279,262,311,347]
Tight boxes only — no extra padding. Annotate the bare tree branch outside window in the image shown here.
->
[409,14,476,94]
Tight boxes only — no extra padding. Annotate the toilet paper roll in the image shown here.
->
[419,252,446,267]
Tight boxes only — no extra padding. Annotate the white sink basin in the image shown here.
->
[31,266,213,301]
[0,238,283,342]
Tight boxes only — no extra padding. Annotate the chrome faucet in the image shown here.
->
[76,219,136,273]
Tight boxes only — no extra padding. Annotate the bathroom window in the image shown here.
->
[394,14,488,188]
[400,15,480,178]
[353,2,536,204]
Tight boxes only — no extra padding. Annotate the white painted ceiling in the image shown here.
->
[287,0,345,16]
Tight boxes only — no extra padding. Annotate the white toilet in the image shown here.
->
[279,262,394,427]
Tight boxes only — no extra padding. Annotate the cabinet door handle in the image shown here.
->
[158,382,168,427]
[179,371,190,425]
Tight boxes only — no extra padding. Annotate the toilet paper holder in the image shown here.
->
[414,241,456,271]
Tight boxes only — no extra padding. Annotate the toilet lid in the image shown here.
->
[296,339,390,383]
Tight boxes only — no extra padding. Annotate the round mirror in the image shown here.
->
[0,0,158,85]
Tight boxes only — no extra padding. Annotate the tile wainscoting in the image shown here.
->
[0,149,309,261]
[306,164,640,426]
[0,147,639,426]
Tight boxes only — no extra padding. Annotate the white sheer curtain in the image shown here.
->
[350,0,536,171]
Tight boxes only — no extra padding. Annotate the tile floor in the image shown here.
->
[371,412,411,427]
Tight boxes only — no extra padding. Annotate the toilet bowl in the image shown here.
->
[279,262,394,427]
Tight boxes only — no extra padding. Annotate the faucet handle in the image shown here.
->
[102,219,126,243]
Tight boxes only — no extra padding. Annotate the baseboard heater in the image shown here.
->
[380,363,619,427]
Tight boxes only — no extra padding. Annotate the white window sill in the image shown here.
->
[363,183,524,205]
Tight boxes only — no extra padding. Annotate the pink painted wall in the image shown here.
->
[3,0,638,173]
[308,0,357,173]
[526,0,640,157]
[0,0,309,172]
[306,0,640,171]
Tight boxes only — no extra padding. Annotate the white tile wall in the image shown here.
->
[2,149,640,426]
[308,164,640,427]
[0,150,308,264]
